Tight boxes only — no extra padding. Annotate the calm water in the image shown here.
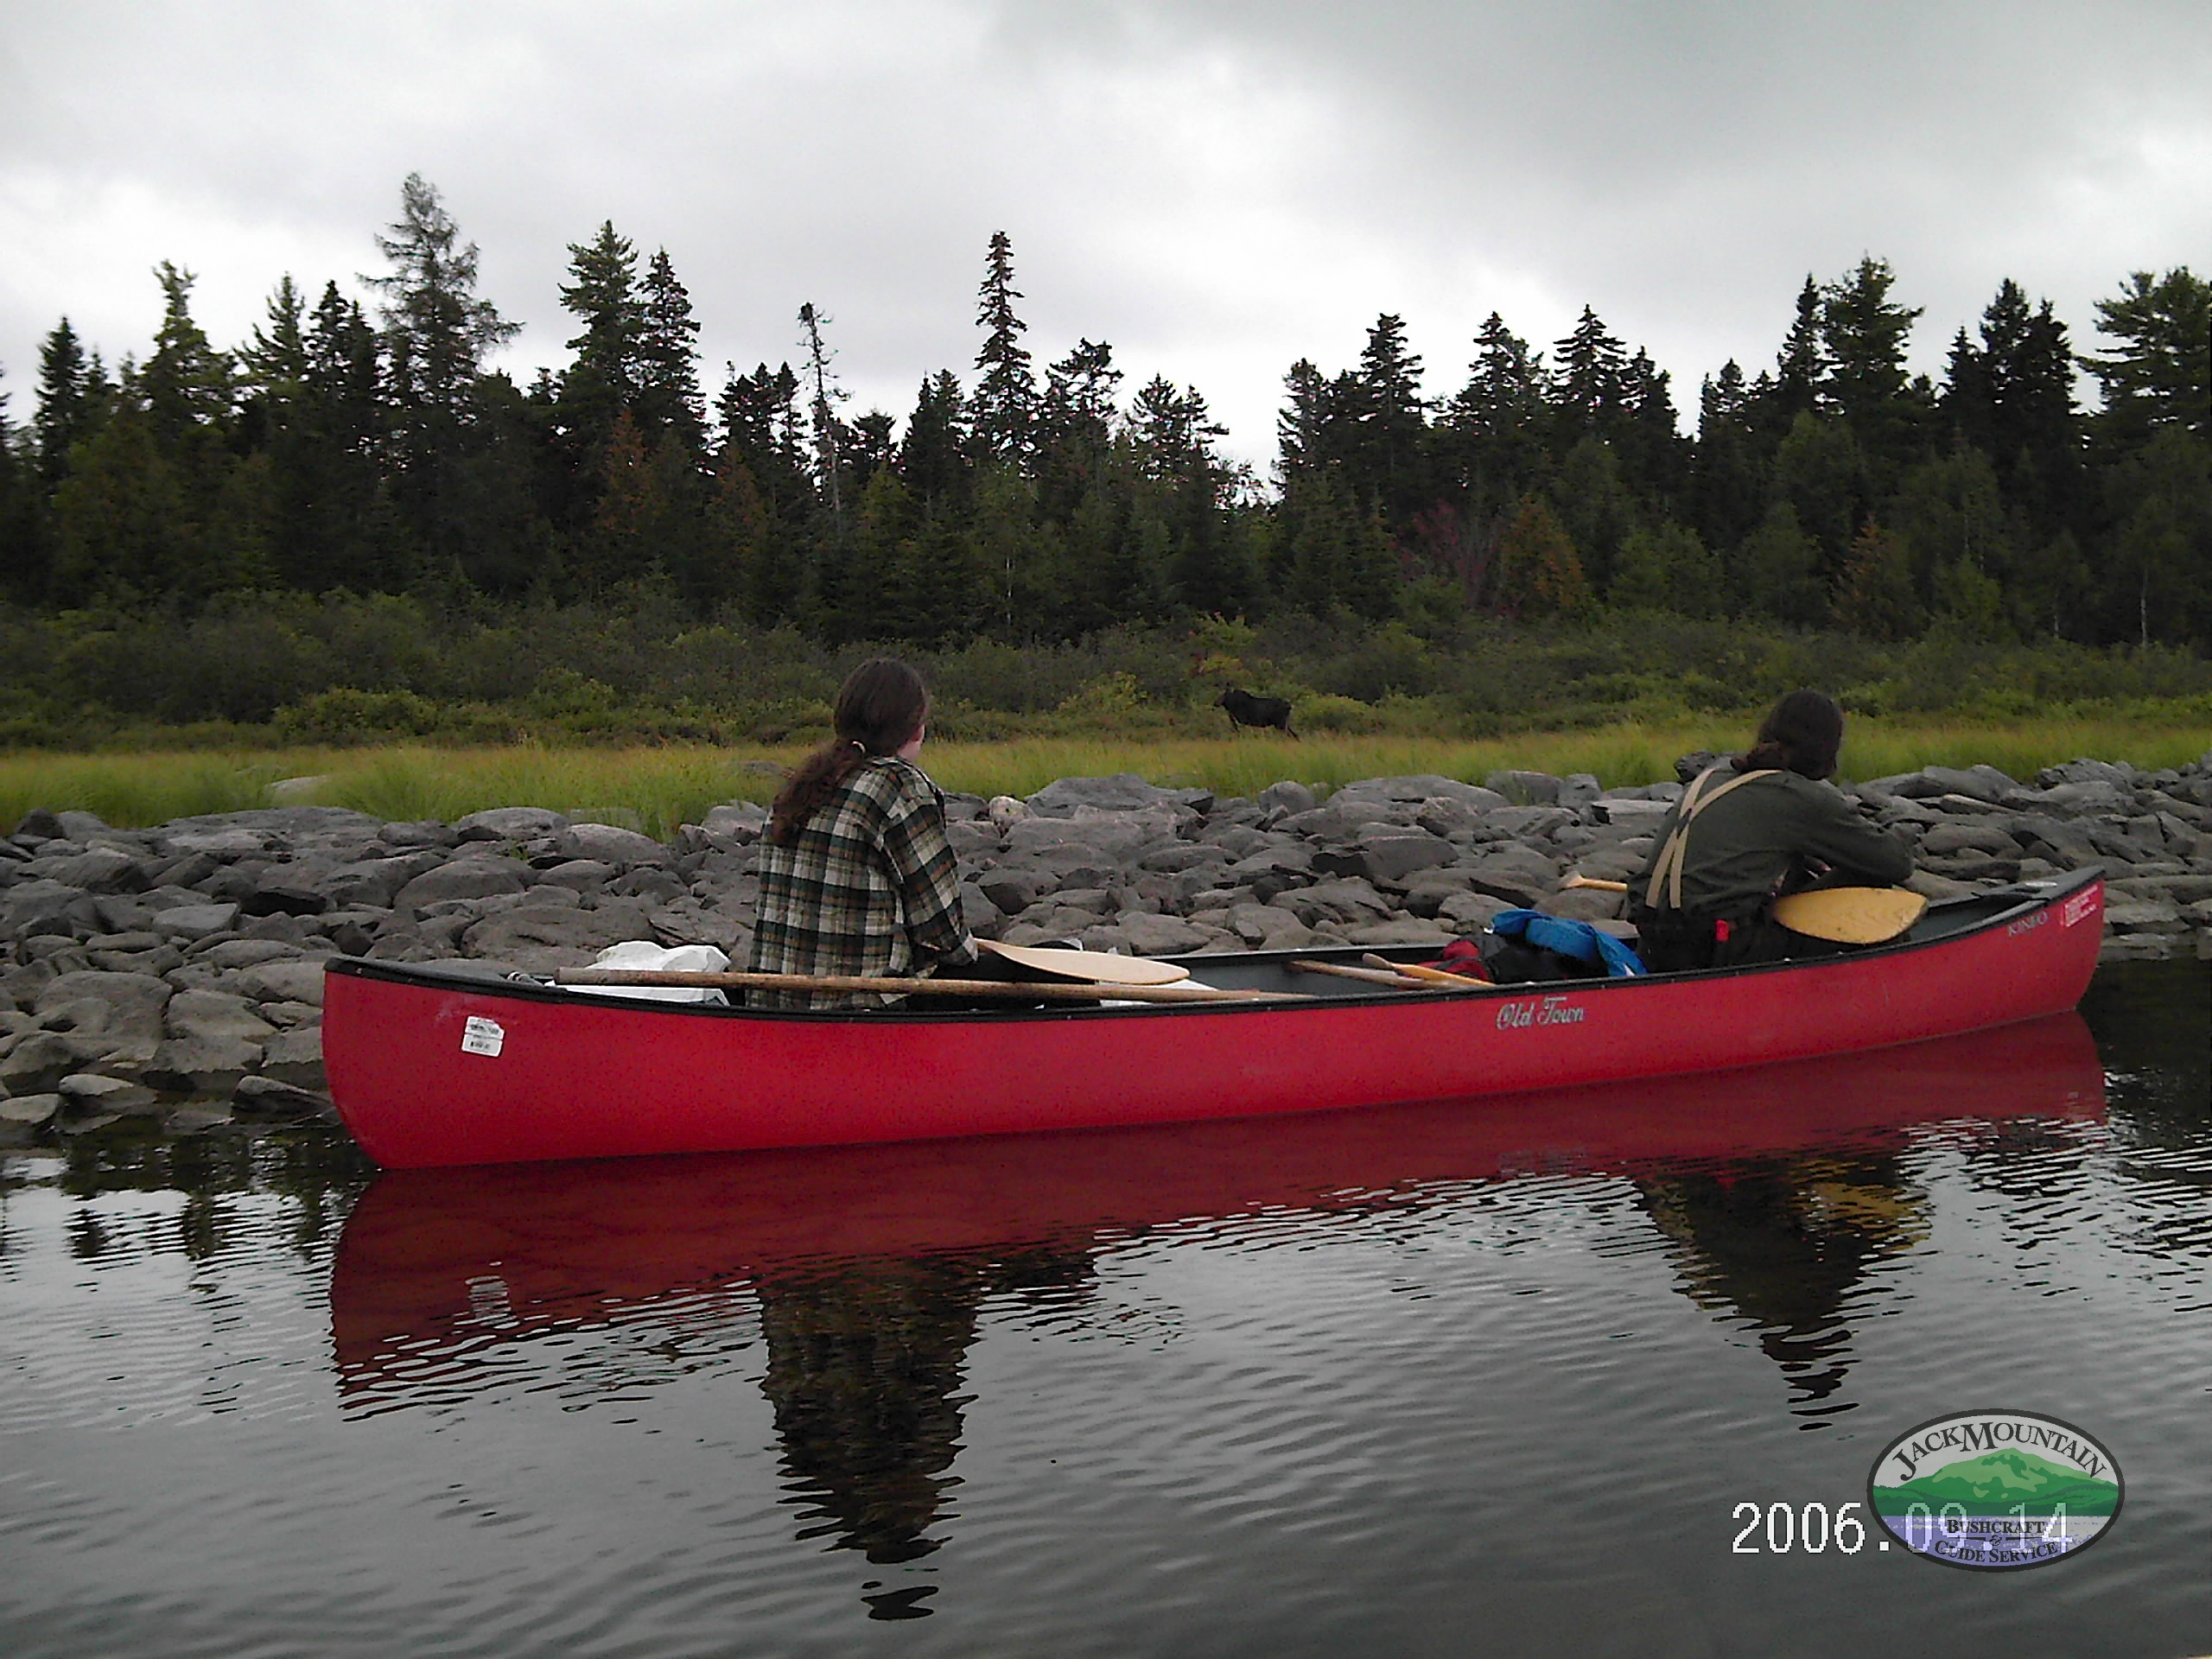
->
[3,962,2207,1659]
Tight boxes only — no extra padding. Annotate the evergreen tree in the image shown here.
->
[2080,267,2210,444]
[1275,358,1331,481]
[0,369,47,601]
[368,174,518,434]
[1035,338,1120,518]
[1766,276,1827,430]
[1440,312,1549,515]
[365,174,522,577]
[1818,256,1928,477]
[141,262,234,456]
[898,371,971,510]
[1345,313,1429,533]
[1615,347,1687,509]
[1552,305,1627,447]
[556,220,645,455]
[969,230,1034,462]
[34,318,107,487]
[1688,361,1765,555]
[1941,279,2084,540]
[636,248,706,454]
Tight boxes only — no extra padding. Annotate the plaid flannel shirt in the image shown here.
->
[746,756,977,1009]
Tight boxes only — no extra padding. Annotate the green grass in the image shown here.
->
[3,716,2203,835]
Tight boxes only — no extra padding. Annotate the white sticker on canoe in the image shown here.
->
[461,1015,506,1057]
[2060,891,2097,928]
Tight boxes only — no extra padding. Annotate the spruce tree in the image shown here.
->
[365,175,521,579]
[1769,276,1827,427]
[1551,305,1627,447]
[1817,256,1927,477]
[556,220,645,455]
[969,231,1035,462]
[636,249,705,454]
[34,318,106,487]
[2080,267,2210,445]
[1441,313,1548,513]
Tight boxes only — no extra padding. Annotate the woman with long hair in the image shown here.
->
[747,658,979,1009]
[1629,690,1913,973]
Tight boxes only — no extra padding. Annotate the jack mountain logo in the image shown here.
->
[1868,1409,2121,1570]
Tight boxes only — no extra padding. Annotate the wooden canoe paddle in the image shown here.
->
[1360,952,1488,988]
[1561,875,1927,944]
[1289,958,1487,993]
[555,967,1292,1005]
[1770,887,1928,944]
[975,938,1190,985]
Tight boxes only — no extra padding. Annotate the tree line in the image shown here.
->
[0,174,2205,652]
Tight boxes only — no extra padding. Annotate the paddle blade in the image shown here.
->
[976,938,1192,985]
[1771,887,1928,944]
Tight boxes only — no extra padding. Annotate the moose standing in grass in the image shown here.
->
[1218,687,1297,736]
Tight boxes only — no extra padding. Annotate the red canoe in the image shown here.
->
[321,871,2105,1168]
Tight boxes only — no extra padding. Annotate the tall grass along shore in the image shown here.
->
[3,718,2207,838]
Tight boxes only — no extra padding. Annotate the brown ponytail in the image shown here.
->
[768,658,931,843]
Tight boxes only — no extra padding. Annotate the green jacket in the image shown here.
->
[1630,769,1914,922]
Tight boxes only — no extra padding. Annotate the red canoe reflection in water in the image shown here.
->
[332,1012,2104,1381]
[329,1014,2104,1584]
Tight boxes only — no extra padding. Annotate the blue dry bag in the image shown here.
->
[1486,910,1647,979]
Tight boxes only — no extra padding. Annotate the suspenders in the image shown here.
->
[1643,767,1779,912]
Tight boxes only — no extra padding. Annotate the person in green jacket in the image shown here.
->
[1629,690,1913,973]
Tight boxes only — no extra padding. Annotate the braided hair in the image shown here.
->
[768,658,931,844]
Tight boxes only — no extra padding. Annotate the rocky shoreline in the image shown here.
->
[2,752,2207,1146]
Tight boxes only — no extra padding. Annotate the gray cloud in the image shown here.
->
[3,1,2205,467]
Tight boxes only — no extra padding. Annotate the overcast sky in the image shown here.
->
[3,1,2206,467]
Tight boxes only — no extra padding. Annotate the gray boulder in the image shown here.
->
[149,1035,264,1096]
[1256,780,1317,816]
[1,1032,105,1095]
[454,806,570,842]
[1484,769,1561,805]
[319,853,448,910]
[394,859,529,912]
[1027,774,1209,818]
[232,1075,331,1120]
[560,823,668,865]
[1357,831,1458,888]
[166,989,276,1045]
[257,1026,325,1091]
[60,1073,162,1116]
[1461,845,1561,906]
[235,960,327,1007]
[151,903,241,942]
[1336,775,1510,811]
[35,971,172,1049]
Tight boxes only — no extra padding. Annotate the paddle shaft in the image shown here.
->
[555,967,1293,1004]
[1288,958,1489,993]
[1564,875,1630,892]
[1361,952,1488,988]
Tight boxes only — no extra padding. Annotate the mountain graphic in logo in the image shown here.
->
[1873,1448,2121,1516]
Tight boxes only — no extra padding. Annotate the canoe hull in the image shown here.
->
[323,874,2105,1168]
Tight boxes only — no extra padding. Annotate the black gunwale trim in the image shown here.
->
[322,868,2101,1025]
